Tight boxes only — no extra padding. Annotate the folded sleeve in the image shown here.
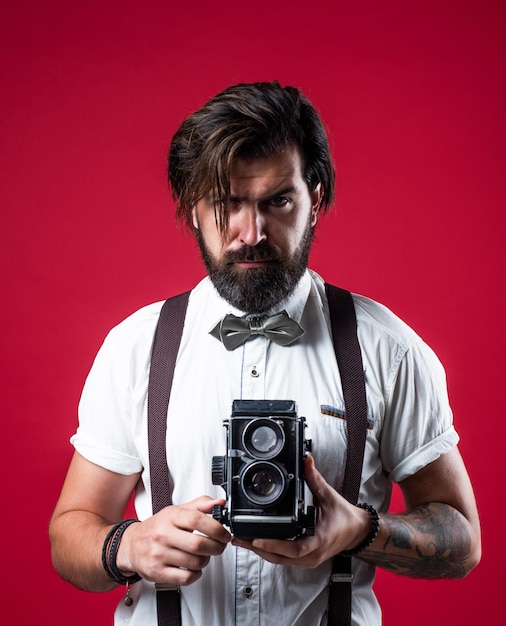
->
[380,335,459,483]
[70,305,161,475]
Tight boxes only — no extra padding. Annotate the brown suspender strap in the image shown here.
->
[147,284,368,626]
[325,284,368,626]
[148,291,190,626]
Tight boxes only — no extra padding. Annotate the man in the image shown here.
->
[50,81,481,625]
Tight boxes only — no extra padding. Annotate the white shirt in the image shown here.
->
[73,270,458,625]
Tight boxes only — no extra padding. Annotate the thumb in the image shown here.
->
[304,456,334,505]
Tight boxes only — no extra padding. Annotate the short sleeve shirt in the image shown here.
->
[72,270,458,625]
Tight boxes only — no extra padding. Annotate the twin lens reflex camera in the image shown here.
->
[211,399,317,539]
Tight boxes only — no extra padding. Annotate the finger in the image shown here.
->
[135,525,227,583]
[163,567,203,587]
[183,496,226,515]
[158,546,211,571]
[167,506,231,546]
[232,537,290,564]
[233,535,314,561]
[143,562,205,587]
[304,456,334,504]
[174,524,230,557]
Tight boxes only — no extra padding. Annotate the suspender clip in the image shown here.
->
[330,572,354,584]
[155,583,180,593]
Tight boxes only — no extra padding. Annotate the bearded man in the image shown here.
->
[50,81,480,626]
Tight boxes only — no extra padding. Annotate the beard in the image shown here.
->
[195,221,314,314]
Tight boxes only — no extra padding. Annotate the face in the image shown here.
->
[192,145,322,313]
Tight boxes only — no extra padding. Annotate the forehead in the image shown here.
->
[228,145,305,195]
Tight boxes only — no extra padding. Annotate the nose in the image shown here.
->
[235,206,267,246]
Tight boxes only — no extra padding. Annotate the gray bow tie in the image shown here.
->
[209,310,305,351]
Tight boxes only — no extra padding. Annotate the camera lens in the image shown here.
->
[243,419,285,459]
[241,461,286,505]
[251,469,276,496]
[251,426,278,453]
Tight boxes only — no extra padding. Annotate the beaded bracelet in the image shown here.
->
[340,503,380,557]
[101,519,142,585]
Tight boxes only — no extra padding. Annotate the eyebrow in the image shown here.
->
[228,185,300,203]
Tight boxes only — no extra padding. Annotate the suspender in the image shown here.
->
[147,284,368,626]
[325,284,368,625]
[147,290,190,624]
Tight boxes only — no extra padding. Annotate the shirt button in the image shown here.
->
[250,366,259,378]
[243,586,254,598]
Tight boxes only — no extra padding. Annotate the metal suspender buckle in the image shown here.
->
[330,572,354,584]
[155,583,180,593]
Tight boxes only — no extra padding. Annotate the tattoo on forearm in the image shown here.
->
[362,503,472,579]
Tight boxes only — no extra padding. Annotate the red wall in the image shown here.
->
[2,1,504,623]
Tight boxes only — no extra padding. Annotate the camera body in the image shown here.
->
[211,399,316,539]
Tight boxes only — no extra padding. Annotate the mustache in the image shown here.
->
[223,242,282,264]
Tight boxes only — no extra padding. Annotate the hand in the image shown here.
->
[232,456,370,568]
[116,496,231,586]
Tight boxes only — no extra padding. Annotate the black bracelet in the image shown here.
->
[101,519,142,585]
[340,503,380,558]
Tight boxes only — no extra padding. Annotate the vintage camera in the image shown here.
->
[211,399,316,539]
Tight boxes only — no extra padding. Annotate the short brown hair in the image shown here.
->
[168,81,335,234]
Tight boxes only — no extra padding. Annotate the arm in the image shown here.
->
[49,451,231,592]
[233,447,481,579]
[361,446,481,578]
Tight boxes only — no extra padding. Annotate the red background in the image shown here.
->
[2,1,504,624]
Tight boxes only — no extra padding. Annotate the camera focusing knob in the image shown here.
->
[211,456,226,486]
[212,504,228,526]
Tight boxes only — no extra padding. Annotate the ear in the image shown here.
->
[310,183,323,227]
[191,206,199,230]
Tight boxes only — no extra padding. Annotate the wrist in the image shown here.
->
[101,520,142,585]
[114,521,138,575]
[340,503,380,558]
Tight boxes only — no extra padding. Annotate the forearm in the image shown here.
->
[360,502,477,579]
[49,510,118,592]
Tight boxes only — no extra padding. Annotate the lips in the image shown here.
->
[236,260,272,269]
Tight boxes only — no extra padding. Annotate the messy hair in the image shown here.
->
[168,81,335,234]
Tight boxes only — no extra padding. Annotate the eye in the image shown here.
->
[268,196,289,208]
[227,198,242,212]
